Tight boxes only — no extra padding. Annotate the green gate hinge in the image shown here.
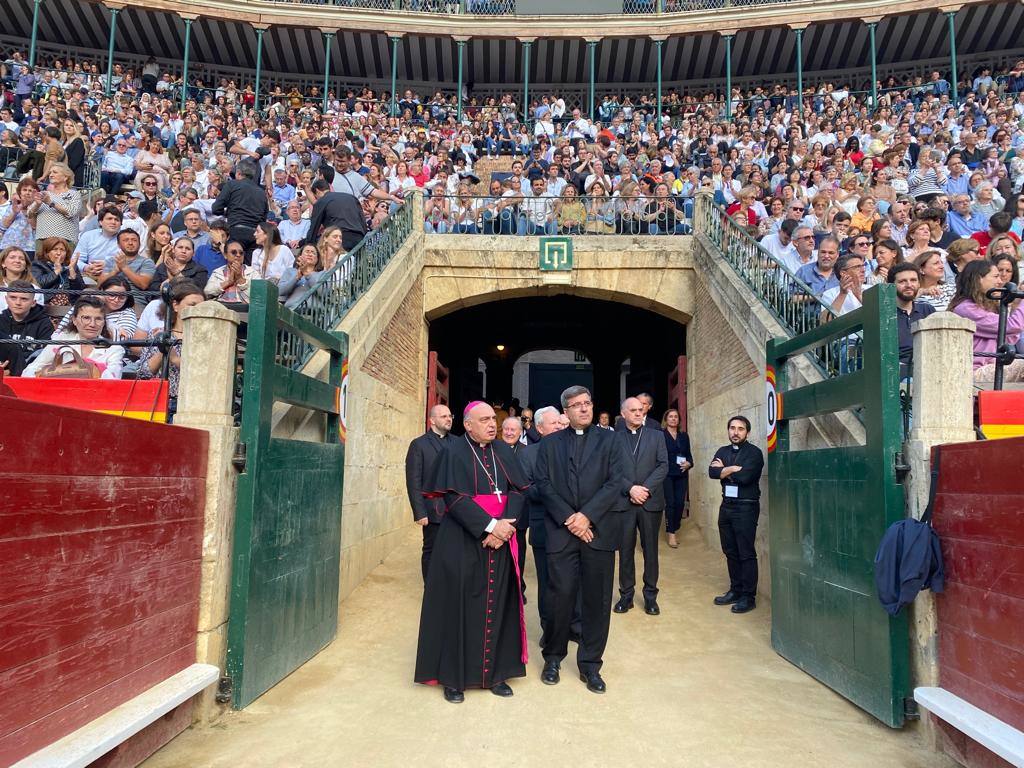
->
[215,676,233,704]
[894,451,911,483]
[232,443,247,473]
[903,697,920,720]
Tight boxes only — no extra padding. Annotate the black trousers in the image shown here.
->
[531,542,582,637]
[618,507,663,602]
[342,229,365,253]
[718,499,760,597]
[664,474,689,533]
[542,539,614,674]
[229,226,258,264]
[420,521,440,584]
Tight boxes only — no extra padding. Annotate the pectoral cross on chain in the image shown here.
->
[494,487,503,504]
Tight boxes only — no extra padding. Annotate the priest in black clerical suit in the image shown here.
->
[414,402,530,704]
[534,385,625,694]
[405,404,454,583]
[614,397,669,616]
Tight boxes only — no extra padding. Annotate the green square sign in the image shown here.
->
[539,237,573,271]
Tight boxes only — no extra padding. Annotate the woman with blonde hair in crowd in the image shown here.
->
[317,226,346,274]
[61,117,88,188]
[950,260,1024,384]
[555,185,587,235]
[30,163,81,252]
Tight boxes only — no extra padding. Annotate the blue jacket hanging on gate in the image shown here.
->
[873,448,946,616]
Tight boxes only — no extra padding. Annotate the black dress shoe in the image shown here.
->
[541,661,560,685]
[443,687,464,703]
[644,599,660,615]
[490,682,513,697]
[713,590,741,606]
[579,671,606,694]
[731,596,756,614]
[613,597,634,613]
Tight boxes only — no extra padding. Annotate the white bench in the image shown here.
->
[914,686,1024,768]
[12,663,219,768]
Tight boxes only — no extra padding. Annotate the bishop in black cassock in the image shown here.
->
[414,401,530,703]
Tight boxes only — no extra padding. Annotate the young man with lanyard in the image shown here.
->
[708,416,765,614]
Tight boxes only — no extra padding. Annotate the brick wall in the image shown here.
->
[688,279,758,407]
[360,277,423,398]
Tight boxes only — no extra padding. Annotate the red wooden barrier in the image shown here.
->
[931,438,1024,766]
[0,395,208,766]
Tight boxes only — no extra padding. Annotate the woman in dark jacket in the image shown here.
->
[661,408,693,549]
[31,237,85,310]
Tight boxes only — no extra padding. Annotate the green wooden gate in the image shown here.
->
[766,285,910,727]
[227,281,348,709]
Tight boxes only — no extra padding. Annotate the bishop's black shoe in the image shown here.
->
[613,597,634,613]
[731,596,756,614]
[443,687,464,703]
[541,661,560,685]
[490,682,514,697]
[579,671,607,694]
[644,599,660,615]
[713,590,741,606]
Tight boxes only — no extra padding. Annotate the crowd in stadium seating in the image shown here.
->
[2,45,1024,386]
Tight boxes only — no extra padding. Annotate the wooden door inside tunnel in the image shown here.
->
[427,295,686,426]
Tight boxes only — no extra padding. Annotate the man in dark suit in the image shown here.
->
[302,179,368,252]
[535,385,624,694]
[614,397,669,616]
[404,404,453,583]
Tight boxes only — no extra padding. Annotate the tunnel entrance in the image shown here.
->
[427,295,686,426]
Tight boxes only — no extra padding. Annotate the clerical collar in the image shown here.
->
[731,443,741,451]
[629,427,641,435]
[574,429,584,435]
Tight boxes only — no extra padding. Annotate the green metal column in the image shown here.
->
[180,18,193,111]
[655,39,663,132]
[254,27,265,113]
[724,34,732,120]
[390,36,400,117]
[795,28,803,115]
[522,40,532,125]
[587,40,597,122]
[28,0,42,67]
[104,8,119,97]
[322,32,334,113]
[868,22,878,107]
[456,39,465,123]
[947,11,959,104]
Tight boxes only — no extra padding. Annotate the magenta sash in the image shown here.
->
[473,493,529,665]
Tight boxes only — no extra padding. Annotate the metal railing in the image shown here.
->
[423,192,692,235]
[262,0,516,11]
[277,200,414,370]
[693,193,867,380]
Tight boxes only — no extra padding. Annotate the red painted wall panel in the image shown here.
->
[932,437,1024,747]
[0,396,208,766]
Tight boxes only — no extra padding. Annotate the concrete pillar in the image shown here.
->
[905,312,975,743]
[175,301,241,723]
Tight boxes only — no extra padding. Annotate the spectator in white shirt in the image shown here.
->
[277,201,310,251]
[822,253,870,316]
